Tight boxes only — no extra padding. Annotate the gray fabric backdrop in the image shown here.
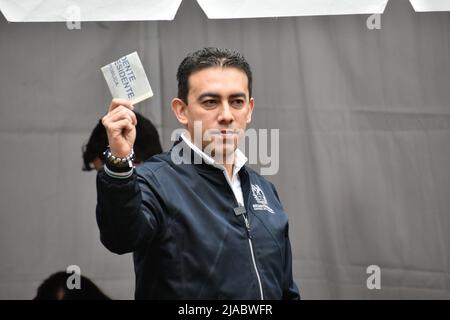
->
[0,0,449,299]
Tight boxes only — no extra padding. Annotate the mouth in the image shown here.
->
[205,129,240,143]
[216,129,239,140]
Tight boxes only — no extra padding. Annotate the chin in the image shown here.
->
[209,143,236,163]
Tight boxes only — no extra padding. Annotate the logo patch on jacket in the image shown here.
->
[251,184,275,214]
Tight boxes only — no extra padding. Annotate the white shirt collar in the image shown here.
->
[180,132,247,176]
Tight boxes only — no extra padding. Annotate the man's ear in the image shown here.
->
[247,97,255,124]
[171,98,189,126]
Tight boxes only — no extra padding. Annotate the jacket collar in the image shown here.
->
[179,133,248,176]
[169,133,248,175]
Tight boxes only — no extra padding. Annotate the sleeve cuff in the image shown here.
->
[104,163,134,179]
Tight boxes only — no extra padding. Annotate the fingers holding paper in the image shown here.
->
[102,99,137,158]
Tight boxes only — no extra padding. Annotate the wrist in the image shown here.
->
[109,147,132,159]
[103,147,135,170]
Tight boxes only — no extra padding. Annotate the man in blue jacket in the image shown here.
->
[96,47,300,299]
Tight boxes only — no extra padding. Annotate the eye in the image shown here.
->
[231,99,245,108]
[202,99,218,108]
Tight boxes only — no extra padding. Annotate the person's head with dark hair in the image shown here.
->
[176,47,253,105]
[33,271,110,300]
[171,47,255,161]
[82,112,162,171]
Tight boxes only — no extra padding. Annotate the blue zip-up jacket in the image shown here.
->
[96,139,300,299]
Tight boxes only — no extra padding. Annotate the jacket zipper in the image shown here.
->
[222,171,264,300]
[241,211,264,300]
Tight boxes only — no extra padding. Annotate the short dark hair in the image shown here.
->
[82,112,162,171]
[34,271,110,300]
[176,47,253,104]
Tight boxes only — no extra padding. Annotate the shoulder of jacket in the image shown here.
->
[135,152,173,181]
[245,166,275,188]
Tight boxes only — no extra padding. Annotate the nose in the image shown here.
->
[217,102,234,124]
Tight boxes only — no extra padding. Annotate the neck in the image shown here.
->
[223,163,234,179]
[214,151,236,179]
[180,134,237,178]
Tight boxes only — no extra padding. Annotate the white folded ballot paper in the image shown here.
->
[101,52,153,104]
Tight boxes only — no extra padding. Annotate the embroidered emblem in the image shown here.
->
[251,184,275,214]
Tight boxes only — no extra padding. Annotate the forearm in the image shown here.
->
[96,169,150,254]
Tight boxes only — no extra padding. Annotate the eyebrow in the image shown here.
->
[198,92,247,101]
